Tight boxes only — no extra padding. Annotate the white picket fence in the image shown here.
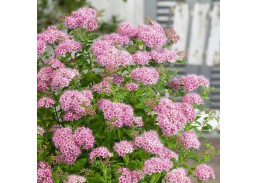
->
[171,2,220,66]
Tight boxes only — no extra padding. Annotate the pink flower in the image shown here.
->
[114,141,134,157]
[60,90,93,121]
[37,161,53,183]
[125,83,138,91]
[44,58,65,69]
[66,175,86,183]
[134,130,164,155]
[73,127,95,150]
[132,51,150,65]
[37,39,46,55]
[37,67,54,92]
[155,98,187,136]
[180,130,200,149]
[194,164,215,181]
[37,97,55,108]
[198,75,210,87]
[165,168,191,183]
[52,127,81,165]
[130,67,159,85]
[137,24,166,48]
[183,93,204,105]
[92,77,112,94]
[167,78,180,91]
[165,28,180,44]
[91,40,113,56]
[37,25,69,44]
[110,74,124,84]
[168,75,209,92]
[103,33,130,45]
[117,23,139,37]
[143,157,172,175]
[97,99,142,128]
[149,48,176,63]
[96,48,133,69]
[174,102,196,122]
[89,147,112,163]
[118,168,144,183]
[54,40,82,56]
[51,68,80,91]
[157,147,178,160]
[65,7,98,31]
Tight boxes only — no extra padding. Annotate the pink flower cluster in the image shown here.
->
[60,90,93,121]
[134,131,178,159]
[52,127,94,164]
[132,51,150,65]
[130,67,159,85]
[37,66,80,92]
[117,23,139,37]
[117,20,167,48]
[174,102,196,122]
[114,141,134,157]
[45,58,65,69]
[134,130,164,154]
[168,74,209,92]
[38,26,69,44]
[98,99,143,128]
[96,48,133,69]
[73,127,95,150]
[183,93,204,105]
[65,7,98,31]
[118,168,144,183]
[155,98,187,136]
[180,130,200,149]
[164,168,191,183]
[66,175,86,183]
[37,67,55,92]
[110,74,124,84]
[52,128,81,165]
[37,26,69,54]
[92,77,112,94]
[37,97,55,108]
[194,164,215,181]
[51,68,80,90]
[54,40,82,56]
[137,24,166,48]
[149,48,176,63]
[37,161,53,183]
[165,28,180,44]
[91,40,113,56]
[103,33,130,45]
[125,83,138,91]
[143,157,172,175]
[157,147,178,160]
[38,40,46,55]
[89,146,112,163]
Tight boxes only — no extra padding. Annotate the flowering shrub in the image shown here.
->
[37,6,219,183]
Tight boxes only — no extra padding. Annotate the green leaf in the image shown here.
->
[176,59,187,64]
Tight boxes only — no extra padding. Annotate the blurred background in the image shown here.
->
[38,0,220,182]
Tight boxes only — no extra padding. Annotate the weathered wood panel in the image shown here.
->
[188,3,210,65]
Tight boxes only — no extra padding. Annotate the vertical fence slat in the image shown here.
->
[172,3,189,53]
[206,2,220,66]
[188,3,210,65]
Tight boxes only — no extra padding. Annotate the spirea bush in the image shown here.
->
[37,7,219,183]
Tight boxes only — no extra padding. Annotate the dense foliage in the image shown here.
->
[37,6,219,183]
